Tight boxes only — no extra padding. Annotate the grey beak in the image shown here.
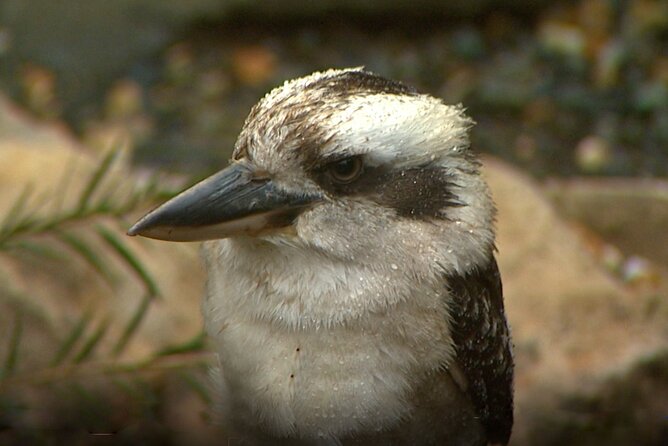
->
[127,162,321,242]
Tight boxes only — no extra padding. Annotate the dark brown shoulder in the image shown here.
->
[445,258,514,445]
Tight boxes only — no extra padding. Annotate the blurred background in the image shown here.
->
[0,0,666,445]
[1,0,667,176]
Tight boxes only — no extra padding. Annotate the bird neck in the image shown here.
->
[202,236,446,330]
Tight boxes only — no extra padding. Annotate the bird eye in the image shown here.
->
[327,156,363,184]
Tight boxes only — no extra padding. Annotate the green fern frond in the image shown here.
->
[2,239,68,260]
[0,149,169,250]
[154,330,206,358]
[112,293,152,358]
[96,225,160,298]
[0,351,212,390]
[1,311,23,381]
[178,370,212,404]
[51,310,93,366]
[73,317,110,364]
[0,184,34,234]
[0,148,210,435]
[57,230,118,288]
[77,150,119,212]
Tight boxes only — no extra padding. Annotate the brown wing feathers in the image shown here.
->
[446,258,514,445]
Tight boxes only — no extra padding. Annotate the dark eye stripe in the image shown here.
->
[310,163,463,219]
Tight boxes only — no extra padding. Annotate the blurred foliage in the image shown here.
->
[0,152,212,444]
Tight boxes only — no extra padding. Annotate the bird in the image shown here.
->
[128,68,514,446]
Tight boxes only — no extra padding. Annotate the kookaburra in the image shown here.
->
[128,68,513,446]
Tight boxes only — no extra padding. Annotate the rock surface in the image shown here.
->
[547,178,668,269]
[484,159,668,444]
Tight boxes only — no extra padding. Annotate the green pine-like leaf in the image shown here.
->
[57,231,118,288]
[73,317,110,364]
[77,150,118,213]
[154,331,206,358]
[178,370,211,404]
[112,293,151,357]
[51,311,93,366]
[96,225,160,298]
[1,311,23,381]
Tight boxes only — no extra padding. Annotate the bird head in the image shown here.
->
[128,68,496,274]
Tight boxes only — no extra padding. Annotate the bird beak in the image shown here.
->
[127,162,321,242]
